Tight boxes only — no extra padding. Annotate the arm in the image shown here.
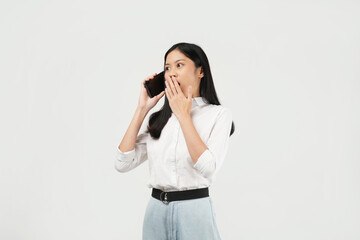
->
[178,115,208,165]
[179,107,233,179]
[118,106,148,152]
[114,106,149,173]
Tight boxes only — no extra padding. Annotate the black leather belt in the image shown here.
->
[152,187,209,204]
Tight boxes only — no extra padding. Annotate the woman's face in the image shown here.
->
[164,49,204,97]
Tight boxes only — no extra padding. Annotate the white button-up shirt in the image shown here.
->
[115,97,233,192]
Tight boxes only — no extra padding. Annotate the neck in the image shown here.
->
[192,92,200,98]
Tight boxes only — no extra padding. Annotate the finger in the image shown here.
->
[169,76,178,95]
[165,78,173,96]
[165,86,172,100]
[146,73,157,81]
[188,85,192,99]
[172,77,183,96]
[156,90,165,99]
[165,79,173,98]
[142,78,148,86]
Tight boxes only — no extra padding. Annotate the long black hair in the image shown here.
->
[146,42,235,139]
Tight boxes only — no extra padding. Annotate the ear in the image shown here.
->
[197,66,204,79]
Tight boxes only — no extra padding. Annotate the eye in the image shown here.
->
[164,63,183,71]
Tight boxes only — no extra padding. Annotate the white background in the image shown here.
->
[1,0,359,239]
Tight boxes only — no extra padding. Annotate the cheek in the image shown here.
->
[180,85,186,92]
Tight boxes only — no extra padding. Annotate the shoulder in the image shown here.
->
[202,104,232,126]
[208,104,232,120]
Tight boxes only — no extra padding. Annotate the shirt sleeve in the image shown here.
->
[193,107,233,180]
[114,128,149,173]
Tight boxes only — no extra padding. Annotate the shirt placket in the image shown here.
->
[171,118,181,186]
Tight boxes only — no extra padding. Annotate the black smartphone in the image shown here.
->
[144,71,165,98]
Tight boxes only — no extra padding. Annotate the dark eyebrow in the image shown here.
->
[165,59,185,66]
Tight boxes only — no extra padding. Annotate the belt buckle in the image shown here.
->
[159,191,169,205]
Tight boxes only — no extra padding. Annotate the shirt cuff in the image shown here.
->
[193,149,215,178]
[116,147,135,162]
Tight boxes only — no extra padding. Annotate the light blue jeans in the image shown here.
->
[142,195,221,240]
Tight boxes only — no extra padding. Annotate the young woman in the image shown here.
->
[115,42,235,240]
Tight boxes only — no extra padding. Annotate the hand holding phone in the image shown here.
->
[138,72,166,112]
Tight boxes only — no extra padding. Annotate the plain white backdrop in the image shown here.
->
[0,0,359,239]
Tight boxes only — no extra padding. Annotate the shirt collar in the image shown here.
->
[192,97,207,107]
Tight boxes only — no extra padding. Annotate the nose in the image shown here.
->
[168,70,177,79]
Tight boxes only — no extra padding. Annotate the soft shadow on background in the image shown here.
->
[1,0,359,239]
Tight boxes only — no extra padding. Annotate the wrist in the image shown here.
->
[136,105,148,116]
[178,113,191,124]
